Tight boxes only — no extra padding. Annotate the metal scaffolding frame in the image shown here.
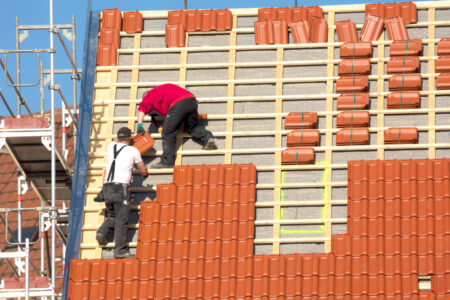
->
[0,0,79,298]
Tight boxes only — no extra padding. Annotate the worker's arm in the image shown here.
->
[137,111,146,124]
[136,161,149,177]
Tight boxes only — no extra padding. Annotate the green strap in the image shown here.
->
[350,112,354,145]
[295,148,299,165]
[350,127,353,145]
[301,112,304,128]
[398,128,401,144]
[300,129,303,146]
[400,40,408,107]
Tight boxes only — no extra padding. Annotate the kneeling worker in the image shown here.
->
[136,83,216,168]
[96,127,149,258]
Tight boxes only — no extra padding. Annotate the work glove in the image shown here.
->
[136,123,145,135]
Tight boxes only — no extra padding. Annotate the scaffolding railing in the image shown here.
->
[0,0,80,298]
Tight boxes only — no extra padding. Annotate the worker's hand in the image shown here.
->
[136,123,145,135]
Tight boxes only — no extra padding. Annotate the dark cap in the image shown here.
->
[117,127,133,138]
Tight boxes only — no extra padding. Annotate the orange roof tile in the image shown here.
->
[68,159,450,298]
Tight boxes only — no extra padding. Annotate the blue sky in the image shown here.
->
[0,0,417,116]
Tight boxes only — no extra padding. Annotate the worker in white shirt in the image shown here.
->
[96,127,149,258]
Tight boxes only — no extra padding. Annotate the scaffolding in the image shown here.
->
[0,0,79,298]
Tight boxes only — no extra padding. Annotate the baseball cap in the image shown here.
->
[117,127,133,138]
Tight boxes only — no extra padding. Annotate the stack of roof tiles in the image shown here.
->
[97,9,143,65]
[336,42,373,146]
[68,159,450,299]
[385,37,422,144]
[165,9,232,47]
[254,6,327,45]
[283,112,317,165]
[436,38,450,90]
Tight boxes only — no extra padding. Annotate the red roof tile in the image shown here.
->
[336,20,358,43]
[338,58,371,76]
[122,11,143,34]
[289,20,310,44]
[436,56,450,73]
[387,91,421,109]
[281,148,315,165]
[165,23,186,48]
[286,129,320,147]
[384,16,410,41]
[389,74,422,91]
[336,76,369,93]
[340,42,373,59]
[365,2,417,24]
[337,93,370,111]
[360,14,384,42]
[336,111,370,128]
[390,39,423,56]
[101,8,122,29]
[69,159,450,298]
[384,127,418,144]
[284,112,318,129]
[436,73,450,90]
[387,56,420,74]
[437,38,450,56]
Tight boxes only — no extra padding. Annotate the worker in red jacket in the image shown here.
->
[136,84,216,168]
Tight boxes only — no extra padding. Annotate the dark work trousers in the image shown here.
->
[96,183,130,257]
[161,97,213,165]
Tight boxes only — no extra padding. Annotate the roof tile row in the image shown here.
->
[365,2,417,24]
[257,6,324,24]
[338,59,371,76]
[336,128,370,146]
[69,158,450,298]
[340,42,373,59]
[168,9,232,32]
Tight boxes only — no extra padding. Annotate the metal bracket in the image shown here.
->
[19,30,29,43]
[62,29,73,42]
[43,74,51,86]
[0,138,5,151]
[14,257,25,273]
[41,137,51,151]
[18,175,28,195]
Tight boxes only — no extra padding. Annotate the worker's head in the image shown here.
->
[117,127,133,143]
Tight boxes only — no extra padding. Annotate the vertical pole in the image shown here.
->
[15,16,21,116]
[17,171,22,277]
[49,0,56,298]
[295,0,297,7]
[40,61,44,117]
[40,213,45,275]
[72,15,78,142]
[184,0,187,9]
[25,238,30,300]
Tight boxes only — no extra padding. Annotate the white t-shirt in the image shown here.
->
[104,142,143,184]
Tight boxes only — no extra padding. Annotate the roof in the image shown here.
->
[68,159,450,298]
[0,109,74,291]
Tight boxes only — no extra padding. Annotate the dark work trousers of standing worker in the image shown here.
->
[97,183,130,257]
[161,97,213,165]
